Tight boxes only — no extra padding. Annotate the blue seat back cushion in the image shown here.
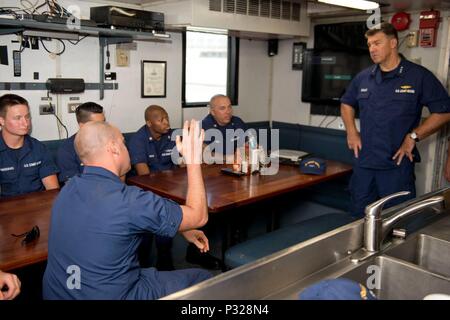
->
[225,213,355,268]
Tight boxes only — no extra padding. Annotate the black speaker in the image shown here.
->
[46,78,85,94]
[268,39,278,57]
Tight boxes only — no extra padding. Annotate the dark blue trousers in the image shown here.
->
[349,161,416,218]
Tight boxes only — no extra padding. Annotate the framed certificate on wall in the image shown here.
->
[141,60,167,98]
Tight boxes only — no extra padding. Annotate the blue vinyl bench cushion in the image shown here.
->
[224,213,356,269]
[42,132,135,162]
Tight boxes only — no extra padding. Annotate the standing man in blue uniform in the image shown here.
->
[202,94,247,160]
[128,105,178,271]
[341,23,450,217]
[0,94,59,197]
[43,120,212,300]
[56,102,105,183]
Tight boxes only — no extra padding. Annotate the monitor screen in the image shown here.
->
[301,49,373,105]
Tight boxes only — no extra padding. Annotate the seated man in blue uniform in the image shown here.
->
[341,22,450,218]
[183,94,248,269]
[43,120,212,300]
[202,94,247,162]
[128,105,178,271]
[0,94,59,197]
[56,102,105,183]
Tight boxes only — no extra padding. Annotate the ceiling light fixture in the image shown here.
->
[318,0,380,10]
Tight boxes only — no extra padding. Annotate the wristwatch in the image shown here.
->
[409,132,420,142]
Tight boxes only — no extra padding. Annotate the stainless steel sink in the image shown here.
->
[338,256,450,300]
[385,234,450,278]
[163,188,450,300]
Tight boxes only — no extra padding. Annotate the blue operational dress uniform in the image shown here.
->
[128,125,176,172]
[43,166,211,300]
[341,58,450,217]
[0,134,58,197]
[201,114,247,155]
[56,134,82,183]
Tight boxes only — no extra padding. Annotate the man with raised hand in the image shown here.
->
[43,120,212,300]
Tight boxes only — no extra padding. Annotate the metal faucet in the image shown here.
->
[363,191,446,252]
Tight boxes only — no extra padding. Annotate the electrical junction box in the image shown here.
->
[39,104,54,115]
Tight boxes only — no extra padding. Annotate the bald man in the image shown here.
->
[128,105,178,271]
[129,105,176,175]
[43,121,212,300]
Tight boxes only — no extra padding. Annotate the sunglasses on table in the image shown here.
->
[11,225,40,245]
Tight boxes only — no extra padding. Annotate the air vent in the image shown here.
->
[249,0,259,16]
[292,2,300,21]
[208,0,301,21]
[260,0,270,17]
[209,0,222,12]
[236,0,248,14]
[271,0,281,19]
[282,1,291,20]
[225,0,235,13]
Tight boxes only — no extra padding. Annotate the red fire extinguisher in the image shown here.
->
[419,10,440,47]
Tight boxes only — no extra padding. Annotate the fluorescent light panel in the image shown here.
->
[318,0,380,10]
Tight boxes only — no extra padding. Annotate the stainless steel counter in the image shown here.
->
[163,188,450,300]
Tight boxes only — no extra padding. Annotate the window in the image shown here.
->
[182,31,239,107]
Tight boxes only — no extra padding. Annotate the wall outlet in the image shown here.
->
[68,103,80,113]
[39,104,54,115]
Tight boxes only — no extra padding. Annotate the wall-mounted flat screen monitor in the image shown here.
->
[301,49,372,105]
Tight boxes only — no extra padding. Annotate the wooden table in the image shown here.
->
[0,189,58,272]
[128,162,352,213]
[0,162,352,271]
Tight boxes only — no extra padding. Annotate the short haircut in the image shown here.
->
[0,94,29,118]
[144,105,166,122]
[75,102,104,124]
[209,94,229,108]
[365,22,399,42]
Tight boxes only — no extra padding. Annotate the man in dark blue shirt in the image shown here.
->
[0,94,59,197]
[202,94,247,160]
[43,120,211,300]
[128,105,178,271]
[129,105,176,174]
[341,23,450,217]
[56,102,105,183]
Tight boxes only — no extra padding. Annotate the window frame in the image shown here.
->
[182,31,239,108]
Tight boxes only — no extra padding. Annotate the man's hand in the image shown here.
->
[347,131,362,158]
[181,230,209,253]
[0,271,21,300]
[176,120,204,165]
[393,135,415,166]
